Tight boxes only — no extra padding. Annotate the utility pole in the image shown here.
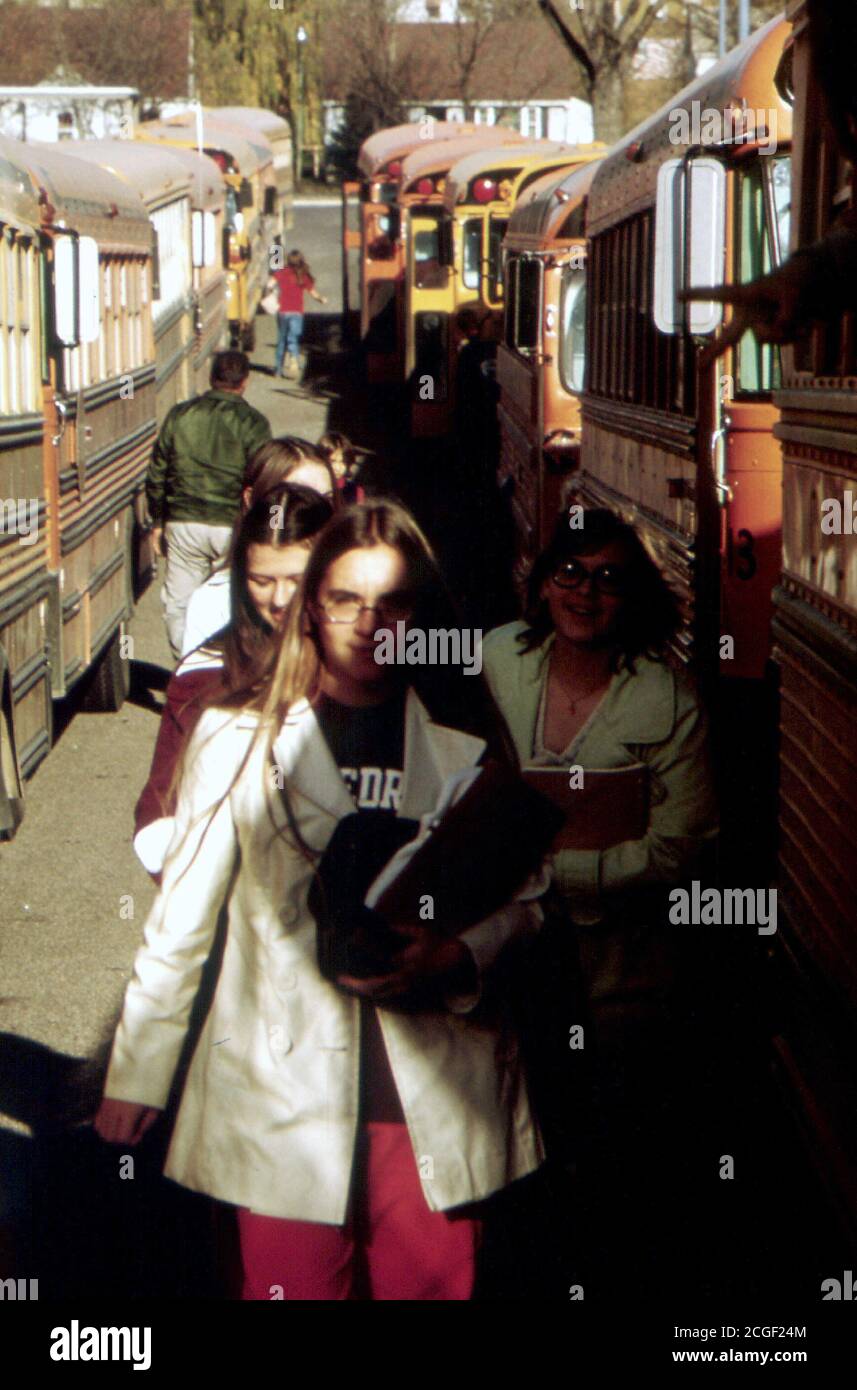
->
[738,0,751,42]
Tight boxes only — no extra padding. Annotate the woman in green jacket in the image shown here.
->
[481,507,719,1291]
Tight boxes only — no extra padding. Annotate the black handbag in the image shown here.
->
[308,813,420,984]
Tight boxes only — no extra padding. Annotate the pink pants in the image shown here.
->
[237,1122,482,1301]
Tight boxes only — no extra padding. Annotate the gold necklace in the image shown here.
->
[550,660,610,716]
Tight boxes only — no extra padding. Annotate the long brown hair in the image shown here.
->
[213,483,333,696]
[243,436,338,506]
[167,500,517,880]
[287,248,312,286]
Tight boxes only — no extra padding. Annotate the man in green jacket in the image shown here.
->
[146,351,271,657]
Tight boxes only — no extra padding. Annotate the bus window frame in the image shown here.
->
[733,151,791,398]
[558,264,586,396]
[462,217,481,290]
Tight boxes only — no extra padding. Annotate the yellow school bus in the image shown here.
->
[212,106,294,237]
[137,115,274,350]
[345,121,489,383]
[497,158,602,579]
[398,129,529,434]
[144,144,229,395]
[0,137,156,834]
[428,141,603,435]
[56,141,195,426]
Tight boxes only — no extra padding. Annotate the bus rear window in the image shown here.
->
[560,268,586,394]
[463,219,481,289]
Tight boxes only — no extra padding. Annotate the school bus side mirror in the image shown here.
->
[264,186,277,218]
[54,234,100,346]
[239,178,254,209]
[654,156,726,336]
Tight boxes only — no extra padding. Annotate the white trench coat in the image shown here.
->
[105,689,546,1223]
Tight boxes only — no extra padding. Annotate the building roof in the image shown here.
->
[0,5,190,100]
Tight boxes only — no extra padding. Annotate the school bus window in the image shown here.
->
[516,258,541,351]
[488,218,508,298]
[560,268,586,394]
[504,256,518,344]
[463,219,481,289]
[736,161,781,394]
[414,224,445,289]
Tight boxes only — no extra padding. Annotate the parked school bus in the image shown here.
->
[577,16,790,869]
[497,158,601,580]
[0,137,156,835]
[398,129,529,436]
[437,141,604,432]
[137,115,274,351]
[344,122,489,383]
[142,144,228,395]
[767,0,857,1240]
[212,106,293,237]
[58,141,194,427]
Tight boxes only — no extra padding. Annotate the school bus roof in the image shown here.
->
[357,122,490,179]
[400,128,528,194]
[442,141,603,211]
[136,144,226,212]
[24,141,152,252]
[52,140,194,215]
[137,116,267,178]
[588,15,792,236]
[505,158,602,252]
[0,134,40,235]
[211,107,291,143]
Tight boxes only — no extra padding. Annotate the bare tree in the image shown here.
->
[538,1,682,143]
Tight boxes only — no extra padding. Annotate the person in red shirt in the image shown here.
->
[269,249,327,380]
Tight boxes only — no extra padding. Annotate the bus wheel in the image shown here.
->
[0,694,24,839]
[81,628,131,714]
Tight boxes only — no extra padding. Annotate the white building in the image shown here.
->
[0,84,139,143]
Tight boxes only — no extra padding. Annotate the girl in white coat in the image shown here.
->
[96,500,546,1300]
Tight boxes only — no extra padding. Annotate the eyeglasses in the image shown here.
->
[550,559,629,596]
[316,594,415,625]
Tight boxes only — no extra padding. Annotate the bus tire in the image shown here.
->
[81,628,131,714]
[0,672,24,840]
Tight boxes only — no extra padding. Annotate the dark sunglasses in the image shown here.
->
[550,558,629,596]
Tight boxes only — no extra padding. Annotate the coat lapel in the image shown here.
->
[266,690,486,826]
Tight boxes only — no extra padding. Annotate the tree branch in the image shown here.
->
[537,0,596,87]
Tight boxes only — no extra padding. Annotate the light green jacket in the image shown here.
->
[482,621,718,924]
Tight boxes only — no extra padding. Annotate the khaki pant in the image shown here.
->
[161,520,233,659]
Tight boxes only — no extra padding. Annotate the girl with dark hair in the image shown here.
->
[317,430,366,505]
[97,499,546,1300]
[481,506,718,1290]
[268,249,328,380]
[181,437,337,656]
[134,483,332,879]
[483,506,716,979]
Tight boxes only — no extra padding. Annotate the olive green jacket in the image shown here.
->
[482,621,718,925]
[146,389,271,527]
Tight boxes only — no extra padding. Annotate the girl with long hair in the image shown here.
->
[268,248,328,380]
[134,483,332,879]
[97,499,547,1300]
[181,436,337,657]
